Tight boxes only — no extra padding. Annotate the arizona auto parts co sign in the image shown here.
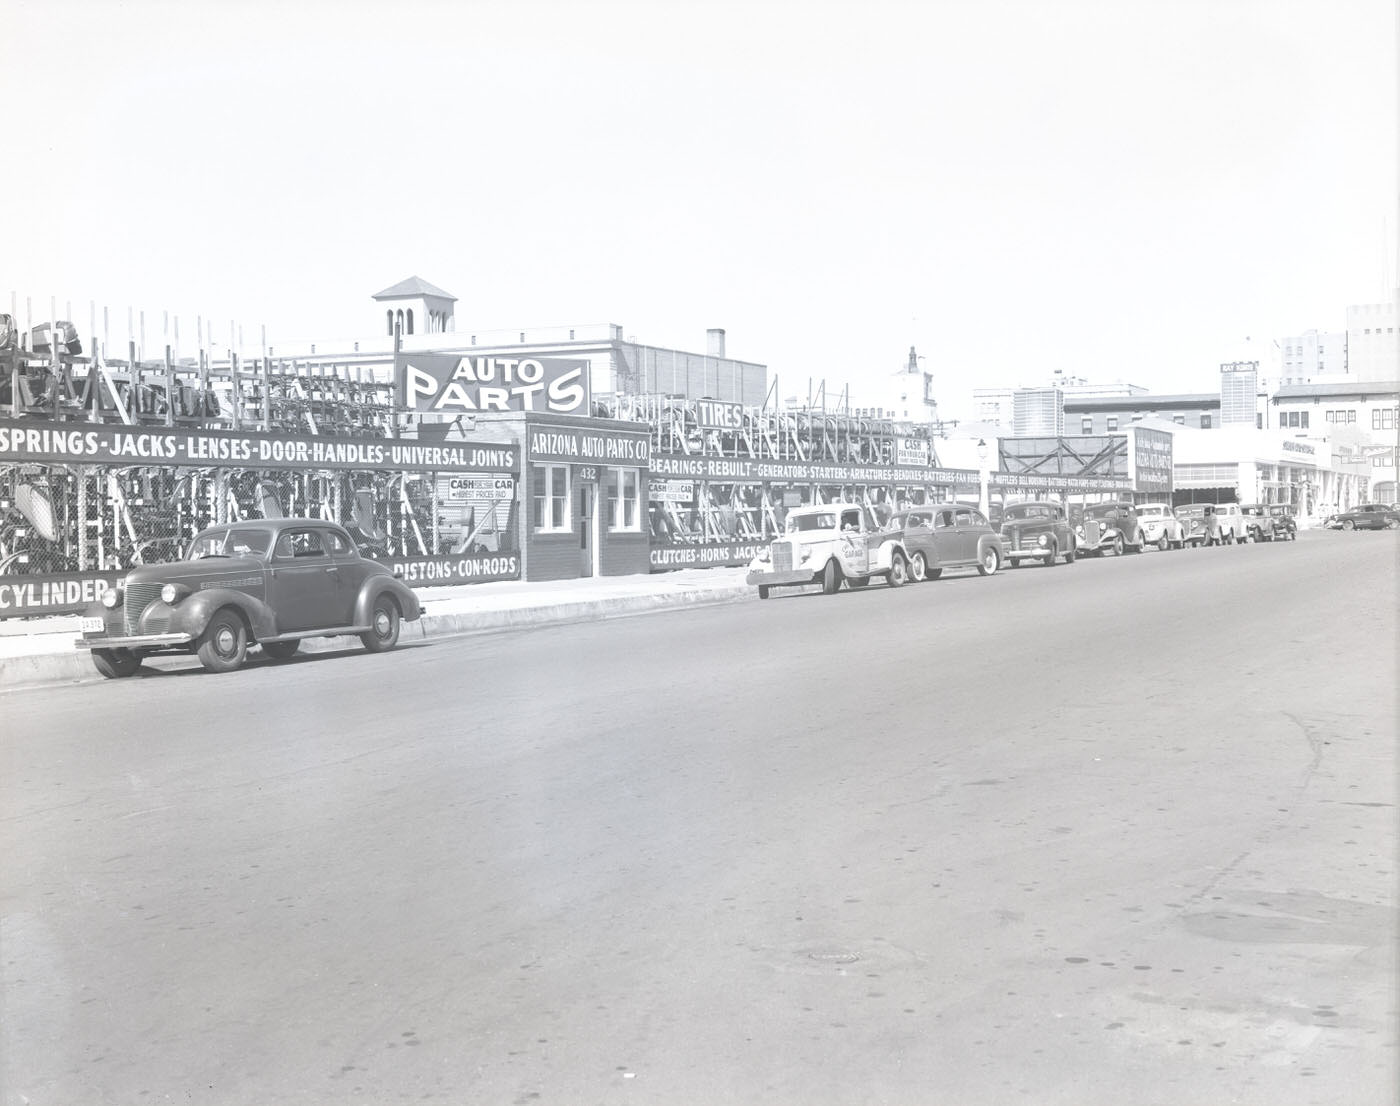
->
[396,353,590,415]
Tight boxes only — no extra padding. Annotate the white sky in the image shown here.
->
[5,0,1397,420]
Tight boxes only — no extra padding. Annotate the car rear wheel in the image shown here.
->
[261,641,301,661]
[821,560,842,594]
[887,555,908,588]
[92,648,141,679]
[1063,545,1076,564]
[360,595,401,653]
[1341,519,1355,530]
[977,547,1000,576]
[1042,542,1058,565]
[910,551,928,582]
[197,609,248,674]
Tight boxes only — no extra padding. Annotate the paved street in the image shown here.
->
[2,532,1396,1105]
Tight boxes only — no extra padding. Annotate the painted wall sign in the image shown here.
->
[528,426,650,464]
[648,479,695,505]
[990,471,1133,492]
[650,452,980,486]
[0,419,518,473]
[0,571,122,617]
[396,353,589,415]
[443,475,515,501]
[649,541,765,569]
[1129,426,1174,494]
[1282,439,1316,455]
[374,553,520,586]
[695,399,744,429]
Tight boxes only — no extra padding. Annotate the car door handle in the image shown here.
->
[325,565,339,573]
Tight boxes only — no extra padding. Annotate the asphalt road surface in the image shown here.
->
[2,531,1396,1106]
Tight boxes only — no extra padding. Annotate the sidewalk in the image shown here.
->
[0,567,755,689]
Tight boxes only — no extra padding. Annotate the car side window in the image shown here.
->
[933,510,953,530]
[840,510,862,531]
[322,529,352,555]
[275,530,326,559]
[954,509,975,527]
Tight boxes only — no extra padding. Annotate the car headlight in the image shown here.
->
[757,548,771,563]
[1037,534,1049,547]
[101,587,122,609]
[160,583,190,605]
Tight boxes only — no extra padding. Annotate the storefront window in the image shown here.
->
[606,467,640,531]
[532,464,570,532]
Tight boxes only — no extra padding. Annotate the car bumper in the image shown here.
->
[75,632,194,651]
[1006,546,1054,562]
[746,568,819,588]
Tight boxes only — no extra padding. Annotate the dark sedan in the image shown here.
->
[889,505,1007,581]
[76,518,423,677]
[1324,503,1400,531]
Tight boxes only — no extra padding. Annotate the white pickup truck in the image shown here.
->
[746,502,911,598]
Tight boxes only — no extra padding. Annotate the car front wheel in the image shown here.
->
[361,595,401,653]
[1341,520,1355,530]
[977,546,1000,576]
[1111,535,1125,556]
[758,585,771,600]
[197,609,248,674]
[821,560,842,594]
[92,648,142,679]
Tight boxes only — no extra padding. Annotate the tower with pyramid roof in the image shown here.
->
[372,276,456,337]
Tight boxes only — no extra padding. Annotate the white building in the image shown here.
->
[1278,329,1348,384]
[1346,298,1400,383]
[842,346,938,423]
[1271,379,1400,503]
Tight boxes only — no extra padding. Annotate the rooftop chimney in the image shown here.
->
[707,328,726,359]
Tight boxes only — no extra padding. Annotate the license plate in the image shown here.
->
[81,616,106,633]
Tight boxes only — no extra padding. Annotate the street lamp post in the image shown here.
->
[977,438,990,517]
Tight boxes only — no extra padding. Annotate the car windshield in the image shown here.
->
[187,527,272,559]
[1084,505,1121,520]
[1138,506,1163,517]
[786,512,838,533]
[1004,506,1050,522]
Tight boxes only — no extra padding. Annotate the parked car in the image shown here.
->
[1239,504,1285,542]
[1265,503,1298,540]
[1174,503,1223,547]
[1074,501,1144,556]
[746,502,911,598]
[889,505,1006,580]
[1323,503,1400,531]
[999,500,1077,566]
[1135,502,1186,551]
[1213,502,1249,544]
[76,518,423,677]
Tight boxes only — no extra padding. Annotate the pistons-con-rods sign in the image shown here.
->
[395,353,590,415]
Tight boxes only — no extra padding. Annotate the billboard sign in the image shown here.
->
[395,353,590,416]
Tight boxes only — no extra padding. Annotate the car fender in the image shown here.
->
[354,577,423,625]
[169,588,278,640]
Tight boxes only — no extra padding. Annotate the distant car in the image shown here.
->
[1324,503,1400,531]
[999,500,1077,566]
[76,518,423,677]
[1239,504,1285,542]
[1075,501,1144,556]
[890,505,1006,580]
[1135,502,1186,551]
[1265,503,1298,540]
[746,502,912,597]
[1212,503,1249,544]
[1174,503,1223,547]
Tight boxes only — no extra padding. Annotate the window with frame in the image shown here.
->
[1081,417,1093,433]
[1200,414,1212,428]
[1300,411,1309,428]
[606,467,640,531]
[1106,416,1119,431]
[532,464,571,532]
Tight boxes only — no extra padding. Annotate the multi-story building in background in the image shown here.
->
[1012,387,1064,435]
[1064,393,1221,435]
[1346,299,1399,383]
[1278,329,1347,384]
[1219,361,1259,425]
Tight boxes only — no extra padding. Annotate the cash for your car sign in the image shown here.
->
[396,353,590,415]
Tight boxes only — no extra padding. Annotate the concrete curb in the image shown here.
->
[0,583,756,690]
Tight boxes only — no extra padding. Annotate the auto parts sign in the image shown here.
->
[395,353,589,415]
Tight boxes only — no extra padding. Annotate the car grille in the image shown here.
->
[124,582,164,634]
[1083,520,1102,545]
[772,542,793,573]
